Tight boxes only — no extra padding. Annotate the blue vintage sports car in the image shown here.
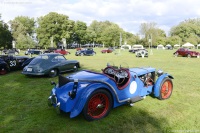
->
[48,64,173,121]
[75,48,96,56]
[22,53,80,77]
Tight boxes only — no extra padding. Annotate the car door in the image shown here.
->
[181,48,186,56]
[56,55,73,72]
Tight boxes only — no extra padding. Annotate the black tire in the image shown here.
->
[83,89,112,121]
[174,52,178,57]
[158,77,173,100]
[0,67,8,75]
[48,69,58,77]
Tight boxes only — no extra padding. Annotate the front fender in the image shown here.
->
[70,83,112,118]
[153,73,174,97]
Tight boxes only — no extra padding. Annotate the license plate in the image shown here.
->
[27,68,32,72]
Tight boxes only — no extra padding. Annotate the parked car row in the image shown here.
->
[1,47,177,122]
[0,53,80,76]
[25,48,71,55]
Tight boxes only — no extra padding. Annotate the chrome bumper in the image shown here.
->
[48,95,61,114]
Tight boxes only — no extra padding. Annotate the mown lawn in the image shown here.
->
[0,48,200,133]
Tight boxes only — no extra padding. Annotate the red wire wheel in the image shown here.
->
[159,77,173,100]
[0,68,8,75]
[83,89,112,121]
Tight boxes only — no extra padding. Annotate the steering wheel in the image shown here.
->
[115,69,128,85]
[144,76,154,86]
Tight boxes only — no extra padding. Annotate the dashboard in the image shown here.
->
[104,67,129,78]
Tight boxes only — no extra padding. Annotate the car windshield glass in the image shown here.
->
[29,55,49,64]
[52,55,66,62]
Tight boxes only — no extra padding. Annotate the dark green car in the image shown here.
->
[22,53,80,77]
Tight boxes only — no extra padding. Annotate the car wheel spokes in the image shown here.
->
[87,93,109,118]
[161,81,172,99]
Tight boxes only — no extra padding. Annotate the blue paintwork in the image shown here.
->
[48,66,173,119]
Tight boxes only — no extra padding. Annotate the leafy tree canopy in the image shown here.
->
[36,12,75,48]
[0,15,13,49]
[9,16,35,49]
[170,18,200,45]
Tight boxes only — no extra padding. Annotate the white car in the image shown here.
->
[135,49,148,58]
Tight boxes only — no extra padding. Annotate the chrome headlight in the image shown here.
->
[157,70,163,77]
[51,94,57,104]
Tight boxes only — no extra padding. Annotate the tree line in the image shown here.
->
[1,12,200,49]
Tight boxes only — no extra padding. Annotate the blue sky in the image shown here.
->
[0,0,200,35]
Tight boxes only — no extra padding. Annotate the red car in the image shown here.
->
[101,48,114,53]
[54,49,70,55]
[174,48,200,58]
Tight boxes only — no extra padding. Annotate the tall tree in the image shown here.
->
[124,32,140,45]
[139,22,166,46]
[166,36,182,46]
[0,15,13,49]
[73,21,87,45]
[170,18,200,44]
[87,20,127,47]
[36,12,74,48]
[9,16,35,49]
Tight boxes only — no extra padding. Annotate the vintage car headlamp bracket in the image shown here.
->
[157,70,163,77]
[68,79,78,99]
[50,81,57,87]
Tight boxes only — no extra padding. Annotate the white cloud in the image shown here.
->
[1,0,200,34]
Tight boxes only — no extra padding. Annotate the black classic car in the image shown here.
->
[2,48,20,55]
[75,48,96,56]
[25,49,43,55]
[0,55,30,75]
[22,53,80,77]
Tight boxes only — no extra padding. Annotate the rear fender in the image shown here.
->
[153,73,174,97]
[70,83,112,118]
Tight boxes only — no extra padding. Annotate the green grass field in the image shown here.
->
[0,48,200,133]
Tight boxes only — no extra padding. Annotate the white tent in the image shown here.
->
[197,44,200,49]
[157,44,165,50]
[165,44,173,50]
[165,44,171,47]
[182,42,195,49]
[174,44,180,49]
